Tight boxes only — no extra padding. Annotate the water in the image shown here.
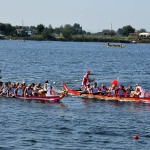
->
[0,40,150,150]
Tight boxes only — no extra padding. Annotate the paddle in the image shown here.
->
[0,70,2,79]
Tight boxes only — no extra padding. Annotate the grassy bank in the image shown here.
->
[5,34,150,43]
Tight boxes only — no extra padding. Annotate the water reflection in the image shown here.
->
[81,98,150,112]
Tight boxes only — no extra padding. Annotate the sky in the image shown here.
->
[0,0,150,33]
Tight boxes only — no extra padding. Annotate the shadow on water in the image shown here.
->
[81,97,150,112]
[0,96,68,109]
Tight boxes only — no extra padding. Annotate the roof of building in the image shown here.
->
[138,32,150,36]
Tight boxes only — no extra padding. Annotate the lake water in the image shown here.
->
[0,40,150,150]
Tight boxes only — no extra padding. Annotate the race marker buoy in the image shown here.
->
[134,135,139,140]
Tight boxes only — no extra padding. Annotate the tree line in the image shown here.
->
[0,22,147,41]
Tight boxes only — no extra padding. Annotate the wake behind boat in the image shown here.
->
[62,83,150,103]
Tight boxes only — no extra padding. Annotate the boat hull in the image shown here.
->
[63,83,150,103]
[16,95,61,102]
[106,44,126,48]
[1,92,66,102]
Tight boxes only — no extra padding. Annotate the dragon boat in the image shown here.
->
[63,83,150,103]
[0,92,65,103]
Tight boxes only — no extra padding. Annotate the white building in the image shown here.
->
[138,32,150,39]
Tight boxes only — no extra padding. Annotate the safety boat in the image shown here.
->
[106,43,126,48]
[62,83,150,103]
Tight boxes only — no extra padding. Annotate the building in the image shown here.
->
[138,32,150,39]
[0,34,5,39]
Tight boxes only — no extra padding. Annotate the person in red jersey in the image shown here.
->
[82,71,94,90]
[131,84,144,98]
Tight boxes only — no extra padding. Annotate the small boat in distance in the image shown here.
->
[106,43,126,48]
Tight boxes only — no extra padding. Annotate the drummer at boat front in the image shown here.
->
[82,70,94,91]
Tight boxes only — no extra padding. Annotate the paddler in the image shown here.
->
[131,84,144,98]
[90,82,99,94]
[125,85,134,97]
[82,70,94,90]
[24,84,33,96]
[0,82,9,96]
[0,81,3,90]
[37,81,49,97]
[14,83,25,97]
[46,83,55,96]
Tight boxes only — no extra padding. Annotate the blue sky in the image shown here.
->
[0,0,150,32]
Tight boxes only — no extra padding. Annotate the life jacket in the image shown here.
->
[2,87,8,94]
[109,89,115,96]
[50,89,55,96]
[9,87,15,94]
[126,89,131,96]
[117,89,123,96]
[136,87,141,95]
[26,88,32,96]
[145,91,149,98]
[137,86,145,98]
[101,87,107,94]
[17,88,24,96]
[92,87,99,94]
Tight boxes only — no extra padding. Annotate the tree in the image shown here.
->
[117,28,123,35]
[72,23,86,35]
[62,24,73,39]
[5,24,15,35]
[139,28,146,33]
[54,26,63,34]
[122,25,135,36]
[48,24,53,33]
[37,24,45,34]
[0,23,5,34]
[42,26,55,40]
[0,23,15,35]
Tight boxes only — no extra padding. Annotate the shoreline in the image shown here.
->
[1,36,150,43]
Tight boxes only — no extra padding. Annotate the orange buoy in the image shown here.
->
[134,135,139,140]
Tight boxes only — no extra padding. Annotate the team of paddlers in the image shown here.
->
[81,71,148,98]
[0,80,55,97]
[0,70,148,99]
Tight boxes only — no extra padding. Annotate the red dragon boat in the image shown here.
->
[1,92,65,103]
[63,83,150,103]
